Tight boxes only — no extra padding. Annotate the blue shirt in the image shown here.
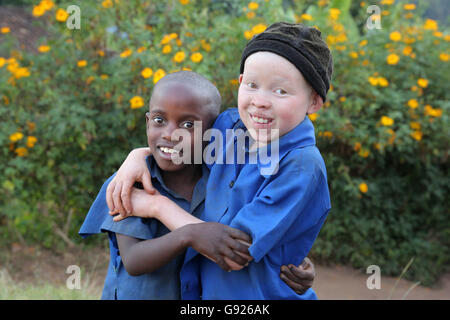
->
[79,156,208,300]
[180,108,331,300]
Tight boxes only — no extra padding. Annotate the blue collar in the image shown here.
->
[230,112,316,177]
[145,155,207,211]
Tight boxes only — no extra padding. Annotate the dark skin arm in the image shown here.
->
[117,222,253,275]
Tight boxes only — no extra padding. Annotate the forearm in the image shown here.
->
[154,196,204,231]
[118,225,192,276]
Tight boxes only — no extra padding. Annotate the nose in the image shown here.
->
[251,90,272,109]
[161,122,179,142]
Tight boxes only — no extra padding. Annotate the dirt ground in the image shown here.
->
[1,243,449,300]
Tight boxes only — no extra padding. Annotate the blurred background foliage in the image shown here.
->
[0,0,448,286]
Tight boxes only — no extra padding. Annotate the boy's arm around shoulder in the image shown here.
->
[230,147,331,262]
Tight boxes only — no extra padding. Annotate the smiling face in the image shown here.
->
[238,51,323,144]
[146,82,215,172]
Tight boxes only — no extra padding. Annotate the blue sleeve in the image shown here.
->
[229,148,331,262]
[78,173,158,240]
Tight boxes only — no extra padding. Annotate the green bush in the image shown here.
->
[0,0,448,285]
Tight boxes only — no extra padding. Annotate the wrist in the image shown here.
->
[178,224,195,248]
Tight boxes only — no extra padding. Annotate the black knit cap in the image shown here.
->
[240,22,333,102]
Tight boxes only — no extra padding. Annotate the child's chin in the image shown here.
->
[154,157,185,171]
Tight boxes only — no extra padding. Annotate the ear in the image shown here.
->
[307,91,324,115]
[145,112,150,134]
[238,74,243,84]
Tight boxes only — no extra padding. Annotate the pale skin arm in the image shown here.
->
[112,188,253,270]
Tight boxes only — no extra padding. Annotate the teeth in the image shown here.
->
[252,115,270,124]
[159,147,179,154]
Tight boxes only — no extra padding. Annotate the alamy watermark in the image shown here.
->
[66,265,81,290]
[159,121,280,176]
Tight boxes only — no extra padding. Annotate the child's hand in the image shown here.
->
[186,223,253,272]
[111,188,162,222]
[280,257,315,295]
[106,147,155,217]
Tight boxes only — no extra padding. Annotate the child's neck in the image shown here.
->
[161,165,202,202]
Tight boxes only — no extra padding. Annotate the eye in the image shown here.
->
[275,88,287,95]
[247,82,257,89]
[181,121,194,129]
[152,116,165,125]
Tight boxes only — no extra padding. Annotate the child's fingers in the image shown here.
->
[287,264,315,283]
[280,270,309,295]
[106,179,116,211]
[121,180,134,214]
[112,213,127,222]
[112,181,126,216]
[141,173,156,195]
[227,227,252,245]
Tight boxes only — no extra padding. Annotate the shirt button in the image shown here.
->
[229,180,234,188]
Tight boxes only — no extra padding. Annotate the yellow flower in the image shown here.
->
[9,132,24,142]
[389,31,402,42]
[100,74,109,80]
[329,8,341,20]
[359,183,368,193]
[407,98,418,109]
[424,105,442,117]
[77,60,87,68]
[386,53,399,65]
[410,131,423,141]
[15,147,28,157]
[349,51,358,59]
[179,0,189,5]
[38,45,51,53]
[1,27,10,34]
[380,116,394,126]
[308,113,319,121]
[101,0,113,8]
[251,24,267,35]
[439,53,449,61]
[354,142,362,151]
[339,96,346,102]
[323,131,333,138]
[55,8,69,22]
[153,69,166,84]
[403,46,413,56]
[424,19,438,31]
[410,122,421,130]
[246,11,255,19]
[32,4,46,17]
[381,0,395,4]
[368,76,379,86]
[120,48,132,58]
[248,2,259,10]
[201,40,211,52]
[378,77,389,87]
[190,52,203,63]
[403,3,416,10]
[358,148,370,158]
[141,67,153,79]
[26,136,38,148]
[300,14,313,21]
[173,51,186,63]
[244,30,253,40]
[14,67,30,79]
[40,0,54,10]
[359,39,368,47]
[137,46,146,53]
[162,45,172,54]
[130,96,145,109]
[417,78,428,88]
[0,57,5,68]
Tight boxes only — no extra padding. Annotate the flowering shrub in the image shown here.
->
[0,0,448,285]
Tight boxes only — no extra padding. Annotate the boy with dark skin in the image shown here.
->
[80,71,314,299]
